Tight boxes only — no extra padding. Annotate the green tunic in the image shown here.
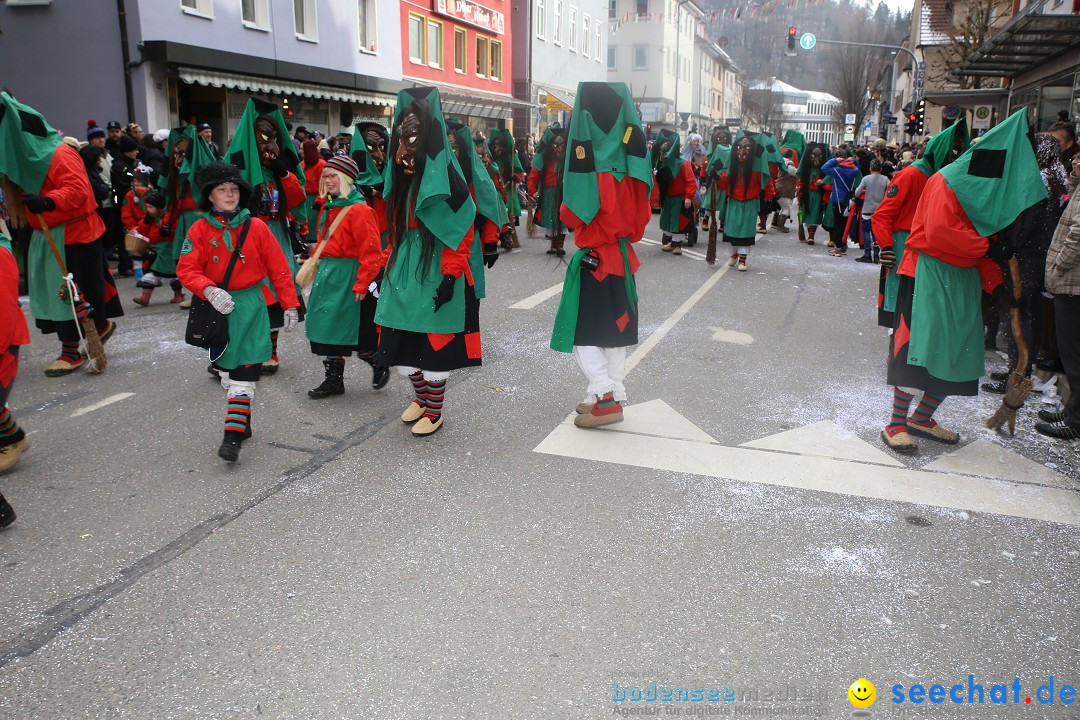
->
[151,208,198,276]
[27,225,70,322]
[881,230,909,313]
[375,227,468,334]
[469,228,487,300]
[304,192,320,241]
[906,254,984,383]
[723,197,760,244]
[305,256,362,346]
[537,187,563,231]
[659,195,686,234]
[802,183,827,225]
[215,284,272,369]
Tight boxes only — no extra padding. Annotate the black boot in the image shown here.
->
[218,431,243,462]
[371,364,390,389]
[308,358,346,399]
[0,493,15,528]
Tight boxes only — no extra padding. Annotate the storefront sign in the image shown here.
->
[434,0,505,35]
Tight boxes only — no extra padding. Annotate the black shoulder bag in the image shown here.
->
[185,219,252,350]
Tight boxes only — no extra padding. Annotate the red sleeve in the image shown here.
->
[137,216,157,240]
[680,162,696,201]
[526,167,540,196]
[821,184,831,204]
[29,145,104,245]
[258,222,300,309]
[176,222,214,299]
[978,258,1004,294]
[765,181,777,202]
[480,217,498,247]
[349,206,386,293]
[121,192,142,231]
[716,172,731,191]
[872,179,903,249]
[0,243,30,350]
[281,171,307,219]
[439,227,474,279]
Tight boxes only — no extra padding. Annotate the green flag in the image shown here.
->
[940,109,1047,237]
[225,98,305,217]
[385,86,475,249]
[913,117,970,177]
[448,123,507,227]
[0,92,62,194]
[562,81,653,225]
[350,121,389,188]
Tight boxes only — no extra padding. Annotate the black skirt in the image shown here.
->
[574,269,638,348]
[886,274,978,396]
[309,294,380,357]
[373,284,482,371]
[35,240,124,340]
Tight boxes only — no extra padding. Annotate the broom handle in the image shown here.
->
[1006,256,1028,377]
[35,213,69,276]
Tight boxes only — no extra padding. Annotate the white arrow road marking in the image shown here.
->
[70,393,135,418]
[922,438,1075,491]
[740,419,903,467]
[711,327,755,345]
[510,282,563,310]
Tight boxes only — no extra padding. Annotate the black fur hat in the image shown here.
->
[144,191,166,210]
[196,162,253,211]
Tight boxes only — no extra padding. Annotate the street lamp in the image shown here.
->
[673,0,691,133]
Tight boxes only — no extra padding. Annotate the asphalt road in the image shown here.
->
[1,214,1078,719]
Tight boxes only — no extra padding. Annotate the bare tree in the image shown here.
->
[742,83,786,134]
[931,0,1010,89]
[827,46,888,136]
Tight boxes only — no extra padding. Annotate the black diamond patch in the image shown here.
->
[968,148,1006,179]
[229,151,246,170]
[624,124,647,158]
[568,140,596,174]
[19,109,47,138]
[445,163,469,212]
[578,82,621,134]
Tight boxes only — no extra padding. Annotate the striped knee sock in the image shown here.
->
[888,388,914,432]
[60,341,80,362]
[269,330,280,362]
[409,371,427,406]
[0,406,20,442]
[910,393,945,426]
[224,395,251,434]
[808,225,818,239]
[423,379,446,421]
[596,392,618,407]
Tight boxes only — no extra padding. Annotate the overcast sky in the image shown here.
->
[877,0,916,15]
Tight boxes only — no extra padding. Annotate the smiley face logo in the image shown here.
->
[848,678,876,708]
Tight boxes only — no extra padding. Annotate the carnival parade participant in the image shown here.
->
[550,81,652,428]
[881,110,1046,454]
[650,129,697,256]
[701,126,731,233]
[821,148,861,256]
[756,132,783,233]
[350,122,390,244]
[527,123,569,256]
[0,218,31,494]
[712,131,775,271]
[177,163,300,462]
[773,149,798,234]
[136,126,214,307]
[797,143,830,245]
[0,92,122,376]
[304,155,389,399]
[488,128,523,239]
[448,122,505,301]
[301,139,325,243]
[873,119,970,327]
[372,87,479,437]
[225,98,307,375]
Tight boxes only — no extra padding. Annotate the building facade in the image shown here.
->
[750,79,841,145]
[0,0,407,147]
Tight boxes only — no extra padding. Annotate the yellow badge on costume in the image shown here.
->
[622,126,633,144]
[575,145,586,160]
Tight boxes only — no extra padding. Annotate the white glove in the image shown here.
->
[204,286,234,315]
[367,281,380,299]
[283,307,299,332]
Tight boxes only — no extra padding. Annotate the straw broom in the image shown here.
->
[705,180,718,265]
[984,257,1031,434]
[35,214,107,374]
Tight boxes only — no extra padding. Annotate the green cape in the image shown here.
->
[0,92,62,194]
[562,82,653,225]
[706,142,732,177]
[913,117,970,177]
[779,130,806,164]
[531,122,563,173]
[487,128,522,180]
[350,122,389,188]
[160,125,217,206]
[385,86,475,250]
[449,123,507,227]
[757,132,783,166]
[939,109,1047,237]
[225,98,305,216]
[652,128,683,176]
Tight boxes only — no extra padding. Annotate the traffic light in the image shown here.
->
[915,99,925,135]
[787,27,797,51]
[906,114,918,136]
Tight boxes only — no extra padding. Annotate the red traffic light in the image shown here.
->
[909,114,917,122]
[788,27,797,35]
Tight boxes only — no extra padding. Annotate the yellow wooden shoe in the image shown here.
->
[44,356,83,377]
[0,437,29,473]
[411,416,443,436]
[401,402,425,424]
[576,402,595,414]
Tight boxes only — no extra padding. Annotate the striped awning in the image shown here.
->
[179,68,396,107]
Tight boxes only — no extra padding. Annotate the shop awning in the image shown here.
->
[409,79,537,120]
[923,88,1009,106]
[953,0,1080,78]
[539,86,575,112]
[179,68,396,107]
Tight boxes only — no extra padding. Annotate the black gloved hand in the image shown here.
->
[158,224,173,239]
[483,243,499,269]
[269,157,291,179]
[985,240,1016,263]
[22,194,56,214]
[432,274,456,312]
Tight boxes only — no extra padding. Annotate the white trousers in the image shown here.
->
[573,345,627,402]
[727,245,751,259]
[219,373,256,399]
[396,365,450,383]
[777,197,793,215]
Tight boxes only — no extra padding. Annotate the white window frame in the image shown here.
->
[294,0,317,42]
[536,0,546,39]
[453,27,467,73]
[553,0,563,45]
[358,0,378,53]
[180,0,213,19]
[427,17,444,69]
[582,13,590,57]
[568,6,577,52]
[408,13,426,64]
[594,19,602,62]
[241,0,268,29]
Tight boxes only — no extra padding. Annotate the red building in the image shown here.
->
[400,0,525,132]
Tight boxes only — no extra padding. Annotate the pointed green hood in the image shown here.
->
[386,86,475,249]
[780,130,806,165]
[225,98,304,198]
[350,121,389,188]
[652,128,683,176]
[729,130,771,189]
[487,127,522,183]
[757,132,783,166]
[449,123,507,228]
[562,82,653,225]
[0,92,62,194]
[940,109,1047,237]
[160,125,217,205]
[913,117,970,177]
[531,122,563,173]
